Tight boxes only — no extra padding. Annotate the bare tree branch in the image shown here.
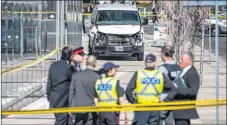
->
[156,1,209,61]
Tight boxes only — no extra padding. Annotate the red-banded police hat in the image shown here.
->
[72,46,86,56]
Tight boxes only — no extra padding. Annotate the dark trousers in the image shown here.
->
[82,23,86,34]
[54,113,69,125]
[160,111,174,125]
[175,119,191,125]
[97,112,119,125]
[71,112,98,125]
[132,111,160,125]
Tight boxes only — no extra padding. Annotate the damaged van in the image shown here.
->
[88,4,144,61]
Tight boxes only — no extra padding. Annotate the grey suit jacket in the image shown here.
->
[69,68,101,107]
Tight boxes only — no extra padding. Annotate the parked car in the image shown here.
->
[1,17,37,53]
[204,17,226,36]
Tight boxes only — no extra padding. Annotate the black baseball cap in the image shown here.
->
[145,54,156,63]
[103,62,120,71]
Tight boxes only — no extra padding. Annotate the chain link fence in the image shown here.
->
[1,1,82,111]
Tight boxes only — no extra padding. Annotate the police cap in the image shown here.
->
[145,54,156,63]
[72,46,86,56]
[103,62,120,71]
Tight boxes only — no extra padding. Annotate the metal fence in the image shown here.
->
[1,1,82,111]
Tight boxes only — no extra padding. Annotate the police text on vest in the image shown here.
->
[141,77,160,84]
[97,84,112,91]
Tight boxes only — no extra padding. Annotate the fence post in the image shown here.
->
[56,1,60,60]
[60,1,65,48]
[20,11,24,61]
[65,1,68,45]
[38,2,42,55]
[200,19,205,86]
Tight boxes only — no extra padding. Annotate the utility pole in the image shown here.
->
[209,7,212,64]
[215,1,219,125]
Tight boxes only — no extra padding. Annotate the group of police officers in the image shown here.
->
[47,45,200,125]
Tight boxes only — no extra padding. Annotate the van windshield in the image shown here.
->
[96,10,141,25]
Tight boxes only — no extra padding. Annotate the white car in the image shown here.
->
[88,4,144,61]
[204,17,226,36]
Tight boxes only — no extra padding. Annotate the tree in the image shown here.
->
[155,1,209,62]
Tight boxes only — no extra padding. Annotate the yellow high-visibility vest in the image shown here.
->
[95,77,118,106]
[135,69,164,104]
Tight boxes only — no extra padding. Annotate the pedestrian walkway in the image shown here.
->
[2,33,226,124]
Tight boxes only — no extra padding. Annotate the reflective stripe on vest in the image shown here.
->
[137,70,160,96]
[95,77,118,104]
[135,69,164,104]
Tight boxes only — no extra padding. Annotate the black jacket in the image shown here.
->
[47,59,74,108]
[164,65,200,119]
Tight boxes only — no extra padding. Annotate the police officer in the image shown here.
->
[126,54,174,125]
[94,62,128,125]
[158,45,182,125]
[68,46,86,124]
[70,47,86,72]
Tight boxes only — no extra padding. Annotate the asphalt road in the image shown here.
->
[143,25,226,60]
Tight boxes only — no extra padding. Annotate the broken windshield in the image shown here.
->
[96,10,141,25]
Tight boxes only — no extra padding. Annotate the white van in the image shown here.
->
[88,4,144,61]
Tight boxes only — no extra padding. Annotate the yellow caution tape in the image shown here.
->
[5,11,167,17]
[2,99,226,115]
[1,46,66,75]
[83,13,92,16]
[29,99,226,110]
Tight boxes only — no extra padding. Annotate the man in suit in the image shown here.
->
[69,55,101,125]
[162,52,200,125]
[47,46,74,125]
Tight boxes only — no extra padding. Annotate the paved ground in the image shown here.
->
[2,32,226,124]
[143,25,227,60]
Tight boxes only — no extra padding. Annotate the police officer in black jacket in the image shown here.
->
[70,47,86,72]
[47,46,86,125]
[158,45,182,125]
[47,46,74,125]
